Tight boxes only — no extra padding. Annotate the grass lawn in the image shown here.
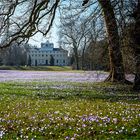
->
[0,81,139,139]
[0,66,73,71]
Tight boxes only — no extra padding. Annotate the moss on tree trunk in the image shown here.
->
[132,1,140,90]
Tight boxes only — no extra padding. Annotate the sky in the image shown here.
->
[28,21,59,48]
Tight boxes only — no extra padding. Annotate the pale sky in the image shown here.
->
[28,22,59,48]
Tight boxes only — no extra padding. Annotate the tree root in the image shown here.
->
[104,72,133,85]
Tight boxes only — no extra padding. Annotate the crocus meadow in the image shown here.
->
[0,70,134,83]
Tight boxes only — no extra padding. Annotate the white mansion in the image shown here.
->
[27,41,69,66]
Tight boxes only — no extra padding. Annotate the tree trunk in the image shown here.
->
[75,55,80,70]
[132,1,140,90]
[73,47,80,70]
[98,0,125,82]
[82,47,85,70]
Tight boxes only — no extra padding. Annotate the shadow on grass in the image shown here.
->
[0,82,139,103]
[26,87,140,103]
[38,89,139,103]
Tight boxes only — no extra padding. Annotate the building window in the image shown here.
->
[46,54,48,57]
[57,60,58,63]
[63,60,65,63]
[42,54,44,57]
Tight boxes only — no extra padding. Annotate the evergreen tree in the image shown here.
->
[50,55,54,66]
[28,55,31,66]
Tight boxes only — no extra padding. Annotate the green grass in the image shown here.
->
[0,66,72,71]
[0,81,139,139]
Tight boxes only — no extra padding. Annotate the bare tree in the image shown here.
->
[0,0,60,48]
[59,9,84,69]
[82,0,140,87]
[59,0,101,70]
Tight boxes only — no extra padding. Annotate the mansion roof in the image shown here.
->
[29,41,67,52]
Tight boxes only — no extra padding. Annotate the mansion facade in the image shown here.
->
[27,41,69,66]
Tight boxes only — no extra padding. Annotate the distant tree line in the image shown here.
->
[0,43,30,66]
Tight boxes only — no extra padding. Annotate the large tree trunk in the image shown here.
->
[73,47,80,70]
[132,1,140,90]
[98,0,125,82]
[75,55,80,70]
[81,47,85,70]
